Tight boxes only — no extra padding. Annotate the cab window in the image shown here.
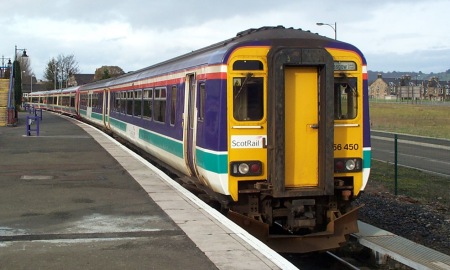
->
[334,76,357,119]
[233,74,263,121]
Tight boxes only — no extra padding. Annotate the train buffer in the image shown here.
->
[25,115,40,136]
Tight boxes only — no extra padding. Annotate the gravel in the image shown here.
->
[354,190,450,255]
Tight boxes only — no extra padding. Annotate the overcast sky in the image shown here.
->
[1,0,449,80]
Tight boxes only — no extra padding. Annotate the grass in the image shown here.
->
[370,160,449,207]
[370,102,450,139]
[369,101,450,207]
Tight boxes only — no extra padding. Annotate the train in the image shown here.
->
[27,26,371,253]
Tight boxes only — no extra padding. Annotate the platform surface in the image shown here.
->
[0,111,295,270]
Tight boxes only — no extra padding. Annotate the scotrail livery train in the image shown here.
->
[27,26,371,253]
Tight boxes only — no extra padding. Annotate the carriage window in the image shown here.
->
[126,91,133,115]
[113,92,119,112]
[80,94,88,107]
[170,86,177,125]
[61,96,70,106]
[154,87,166,122]
[233,74,264,121]
[134,90,142,117]
[97,93,103,109]
[334,76,358,120]
[143,88,153,119]
[120,92,126,114]
[198,83,206,121]
[92,93,100,108]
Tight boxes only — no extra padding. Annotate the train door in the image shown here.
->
[268,48,335,197]
[87,92,93,118]
[75,88,80,116]
[103,88,111,129]
[183,74,199,177]
[284,67,319,187]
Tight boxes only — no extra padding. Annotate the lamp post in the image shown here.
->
[15,45,28,60]
[7,45,29,125]
[14,45,28,94]
[1,55,12,78]
[31,74,35,93]
[54,64,58,90]
[316,22,337,40]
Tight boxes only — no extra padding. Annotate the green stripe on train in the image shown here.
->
[139,129,184,158]
[109,118,127,131]
[106,118,227,174]
[363,149,371,168]
[80,109,87,116]
[196,149,228,174]
[139,129,228,174]
[91,112,103,121]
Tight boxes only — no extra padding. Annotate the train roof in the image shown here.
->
[29,86,80,96]
[80,26,362,90]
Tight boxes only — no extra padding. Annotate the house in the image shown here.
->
[22,74,94,94]
[67,74,94,87]
[368,74,390,99]
[22,76,47,94]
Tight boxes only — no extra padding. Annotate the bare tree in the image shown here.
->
[18,56,32,77]
[43,54,79,90]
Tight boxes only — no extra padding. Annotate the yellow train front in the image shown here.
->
[224,27,370,253]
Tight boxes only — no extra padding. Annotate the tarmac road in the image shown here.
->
[371,130,450,177]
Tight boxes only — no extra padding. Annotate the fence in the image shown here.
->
[370,132,450,205]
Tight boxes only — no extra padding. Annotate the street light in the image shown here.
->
[316,22,337,40]
[0,55,12,78]
[15,45,28,60]
[9,45,29,125]
[31,74,35,93]
[54,64,58,90]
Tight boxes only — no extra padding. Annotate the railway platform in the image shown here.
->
[356,221,450,270]
[0,111,295,270]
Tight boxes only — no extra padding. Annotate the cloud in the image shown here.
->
[1,0,449,80]
[367,48,450,73]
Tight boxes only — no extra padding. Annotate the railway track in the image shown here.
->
[325,251,362,270]
[281,248,369,270]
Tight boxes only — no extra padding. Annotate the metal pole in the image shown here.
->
[54,65,57,90]
[394,134,398,195]
[334,22,337,40]
[316,22,337,40]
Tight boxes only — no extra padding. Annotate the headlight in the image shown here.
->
[334,158,362,173]
[238,163,250,174]
[231,161,262,176]
[346,159,356,170]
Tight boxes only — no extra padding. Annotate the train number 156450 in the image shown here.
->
[333,144,359,151]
